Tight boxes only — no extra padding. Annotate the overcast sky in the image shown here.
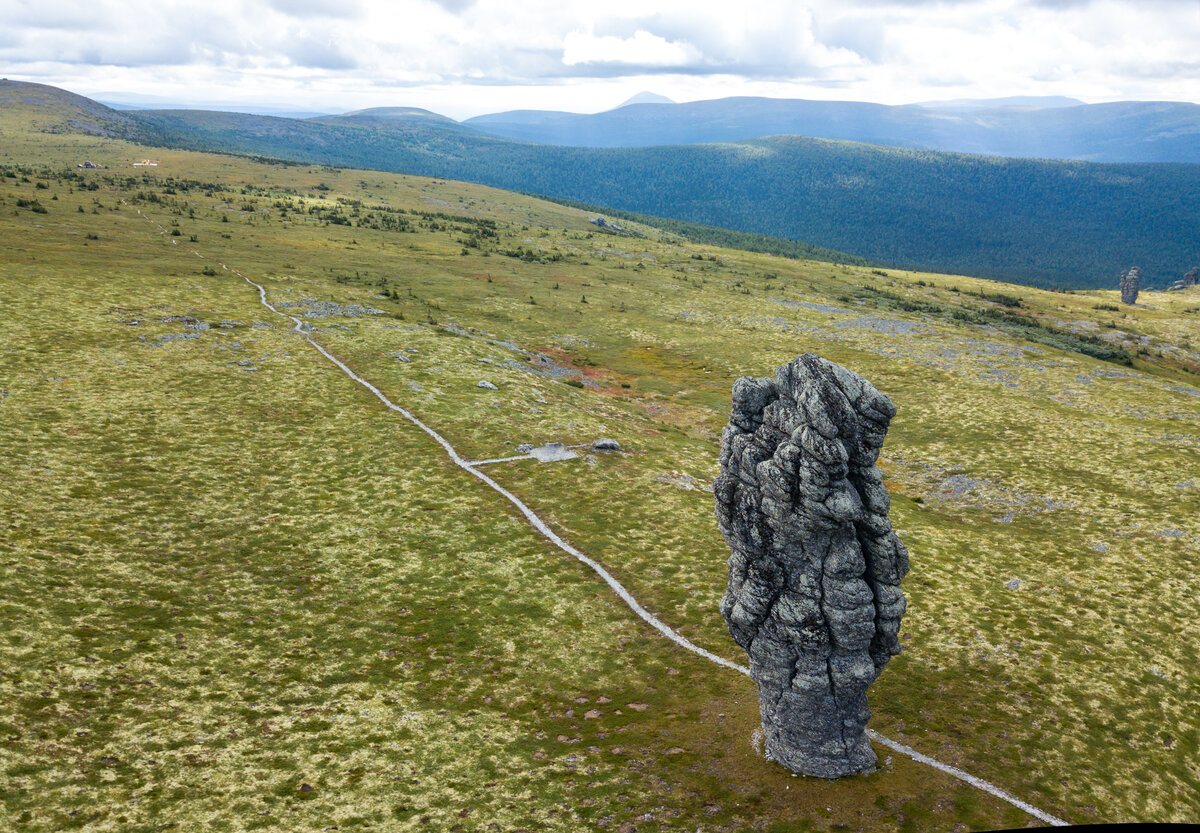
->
[3,0,1198,118]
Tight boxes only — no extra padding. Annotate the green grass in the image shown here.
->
[0,108,1198,831]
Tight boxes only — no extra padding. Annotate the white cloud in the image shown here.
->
[562,30,700,67]
[0,0,1196,116]
[263,0,362,15]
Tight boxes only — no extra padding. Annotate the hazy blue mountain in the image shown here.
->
[92,92,332,119]
[616,91,675,107]
[913,96,1085,109]
[322,106,466,126]
[464,95,1200,162]
[124,105,1199,289]
[7,81,1197,290]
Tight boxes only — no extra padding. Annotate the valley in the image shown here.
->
[1,97,1199,832]
[5,79,1200,291]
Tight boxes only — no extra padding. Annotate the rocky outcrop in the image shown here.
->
[714,354,908,779]
[1120,267,1141,305]
[1170,267,1199,291]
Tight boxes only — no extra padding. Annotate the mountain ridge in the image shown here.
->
[464,94,1200,161]
[3,79,1198,290]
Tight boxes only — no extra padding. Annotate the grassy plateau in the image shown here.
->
[1,96,1198,832]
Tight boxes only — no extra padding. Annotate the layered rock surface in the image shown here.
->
[1120,267,1141,305]
[714,354,908,778]
[1170,267,1199,291]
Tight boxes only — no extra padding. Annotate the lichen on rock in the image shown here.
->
[714,354,908,778]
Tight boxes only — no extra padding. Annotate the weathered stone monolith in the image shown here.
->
[1184,267,1199,288]
[714,354,908,778]
[1120,267,1141,305]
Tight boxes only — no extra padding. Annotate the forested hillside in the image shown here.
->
[465,96,1200,163]
[4,80,1198,289]
[3,76,1200,832]
[129,106,1200,288]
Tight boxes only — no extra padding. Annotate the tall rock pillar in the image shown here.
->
[1120,267,1141,305]
[714,354,908,778]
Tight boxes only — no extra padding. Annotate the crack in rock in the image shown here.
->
[715,354,908,778]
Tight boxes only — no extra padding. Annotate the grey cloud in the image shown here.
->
[841,0,1087,6]
[1,29,198,69]
[264,0,363,17]
[440,18,855,83]
[427,0,477,12]
[832,0,994,5]
[547,61,841,82]
[805,78,854,89]
[578,13,856,75]
[5,4,118,33]
[917,73,975,88]
[72,41,196,68]
[815,17,886,64]
[1024,0,1094,7]
[286,36,358,70]
[1117,58,1200,81]
[1,6,363,72]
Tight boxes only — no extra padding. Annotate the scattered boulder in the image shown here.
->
[476,380,498,390]
[516,443,534,454]
[1005,578,1022,591]
[1120,267,1141,305]
[1168,267,1199,291]
[528,442,578,462]
[714,354,908,779]
[592,438,621,452]
[589,216,624,233]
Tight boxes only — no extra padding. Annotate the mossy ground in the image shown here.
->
[1,112,1197,831]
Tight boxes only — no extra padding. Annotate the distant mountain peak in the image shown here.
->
[337,106,455,121]
[616,91,674,108]
[912,95,1085,110]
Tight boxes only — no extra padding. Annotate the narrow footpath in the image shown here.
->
[132,204,1070,827]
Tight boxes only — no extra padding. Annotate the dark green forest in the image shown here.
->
[533,195,875,266]
[126,108,1200,289]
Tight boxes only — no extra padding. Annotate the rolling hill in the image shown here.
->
[4,79,1198,290]
[0,78,142,138]
[464,95,1200,163]
[2,89,1198,831]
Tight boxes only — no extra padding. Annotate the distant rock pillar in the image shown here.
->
[1184,267,1198,288]
[714,354,908,779]
[1120,267,1141,305]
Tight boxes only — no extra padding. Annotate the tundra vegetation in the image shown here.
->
[5,78,1200,290]
[1,96,1198,832]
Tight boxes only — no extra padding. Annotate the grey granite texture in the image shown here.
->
[1120,267,1141,305]
[714,354,908,778]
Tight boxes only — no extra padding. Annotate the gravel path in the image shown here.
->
[130,204,1068,827]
